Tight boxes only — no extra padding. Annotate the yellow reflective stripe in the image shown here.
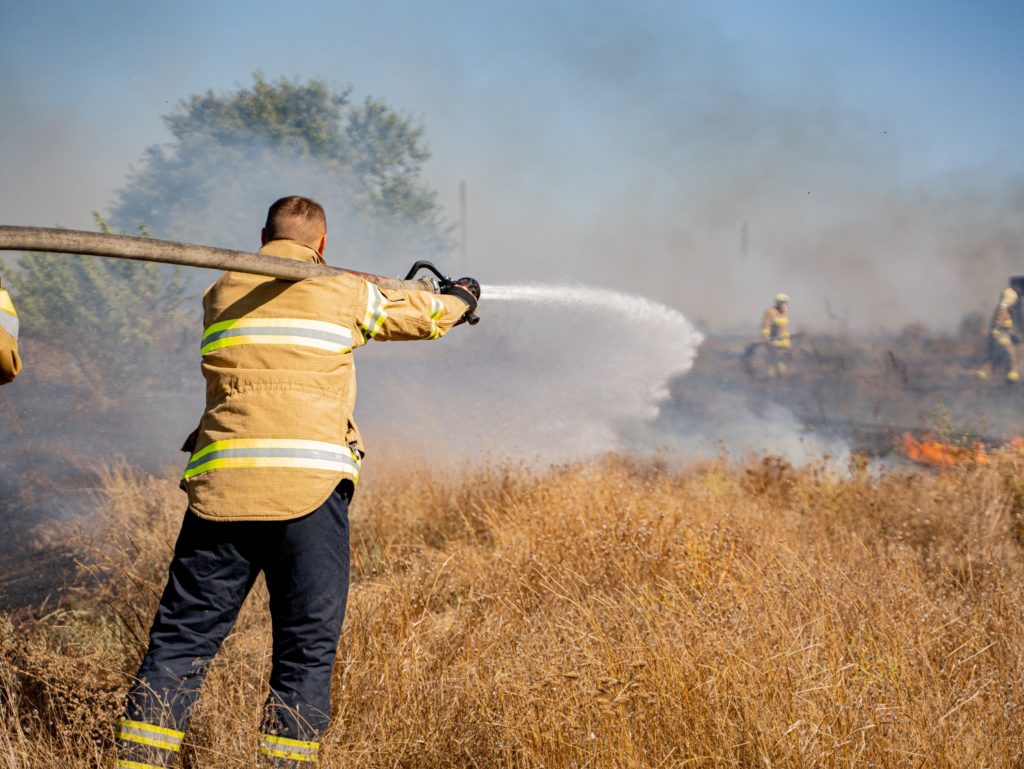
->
[114,720,184,740]
[201,335,351,355]
[0,291,15,315]
[361,282,388,339]
[189,438,348,464]
[259,746,317,762]
[184,456,360,478]
[115,731,181,751]
[201,317,353,356]
[117,761,169,769]
[260,734,320,749]
[203,317,349,337]
[429,297,444,339]
[183,439,361,481]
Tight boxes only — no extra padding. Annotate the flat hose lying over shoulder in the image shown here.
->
[0,226,436,292]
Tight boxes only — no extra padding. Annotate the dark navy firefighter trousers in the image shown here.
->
[115,482,352,767]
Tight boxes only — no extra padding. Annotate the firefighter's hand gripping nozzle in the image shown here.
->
[404,260,481,325]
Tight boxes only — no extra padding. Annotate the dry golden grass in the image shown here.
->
[2,453,1024,767]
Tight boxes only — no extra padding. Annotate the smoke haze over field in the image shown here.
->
[2,2,1024,332]
[6,1,1024,610]
[2,1,1024,477]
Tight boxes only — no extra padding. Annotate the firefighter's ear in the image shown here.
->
[317,233,327,257]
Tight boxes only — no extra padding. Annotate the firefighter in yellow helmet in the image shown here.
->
[975,287,1020,383]
[761,292,791,376]
[0,274,21,384]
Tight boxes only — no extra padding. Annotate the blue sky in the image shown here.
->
[696,1,1024,171]
[1,0,1023,328]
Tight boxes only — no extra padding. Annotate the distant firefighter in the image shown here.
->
[0,274,21,384]
[975,287,1020,383]
[761,292,791,376]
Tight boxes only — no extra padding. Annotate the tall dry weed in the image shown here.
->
[1,454,1023,767]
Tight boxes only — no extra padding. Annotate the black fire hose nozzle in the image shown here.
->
[445,279,481,325]
[403,260,481,325]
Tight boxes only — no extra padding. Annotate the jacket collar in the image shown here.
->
[258,239,326,266]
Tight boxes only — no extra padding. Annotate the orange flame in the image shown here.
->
[900,433,989,467]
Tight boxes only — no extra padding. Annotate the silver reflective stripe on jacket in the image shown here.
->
[0,310,17,341]
[183,439,361,480]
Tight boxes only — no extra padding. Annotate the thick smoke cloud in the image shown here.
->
[3,2,1021,332]
[5,1,1023,607]
[433,2,1024,332]
[4,1,1024,464]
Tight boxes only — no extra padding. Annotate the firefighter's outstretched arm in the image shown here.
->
[0,278,21,384]
[357,278,479,343]
[761,309,773,340]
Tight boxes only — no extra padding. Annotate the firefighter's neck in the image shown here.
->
[261,228,327,257]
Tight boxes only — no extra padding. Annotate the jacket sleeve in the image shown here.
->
[761,309,773,339]
[0,289,21,384]
[356,280,469,343]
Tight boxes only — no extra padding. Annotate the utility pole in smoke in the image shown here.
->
[459,180,468,272]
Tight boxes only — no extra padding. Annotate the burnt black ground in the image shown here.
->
[659,331,1024,458]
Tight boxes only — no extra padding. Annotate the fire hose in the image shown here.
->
[0,226,479,323]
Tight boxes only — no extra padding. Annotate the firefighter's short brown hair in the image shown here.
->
[264,196,327,247]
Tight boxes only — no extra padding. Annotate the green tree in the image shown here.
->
[112,73,449,270]
[3,75,447,409]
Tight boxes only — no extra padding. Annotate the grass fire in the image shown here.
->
[3,7,1024,766]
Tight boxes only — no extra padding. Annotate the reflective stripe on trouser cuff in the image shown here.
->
[0,308,18,341]
[183,439,361,480]
[115,718,184,769]
[117,760,174,769]
[429,296,444,339]
[115,719,184,751]
[259,733,319,762]
[201,318,353,355]
[360,282,388,340]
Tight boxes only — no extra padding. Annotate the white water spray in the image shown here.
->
[482,282,703,419]
[358,283,704,460]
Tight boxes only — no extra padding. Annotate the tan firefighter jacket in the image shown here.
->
[761,306,790,349]
[182,239,469,522]
[0,284,21,384]
[990,302,1015,345]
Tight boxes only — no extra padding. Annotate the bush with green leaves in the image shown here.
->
[4,215,189,405]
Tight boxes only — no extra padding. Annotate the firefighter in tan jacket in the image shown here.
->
[0,276,21,384]
[975,287,1020,383]
[761,292,791,376]
[115,197,477,768]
